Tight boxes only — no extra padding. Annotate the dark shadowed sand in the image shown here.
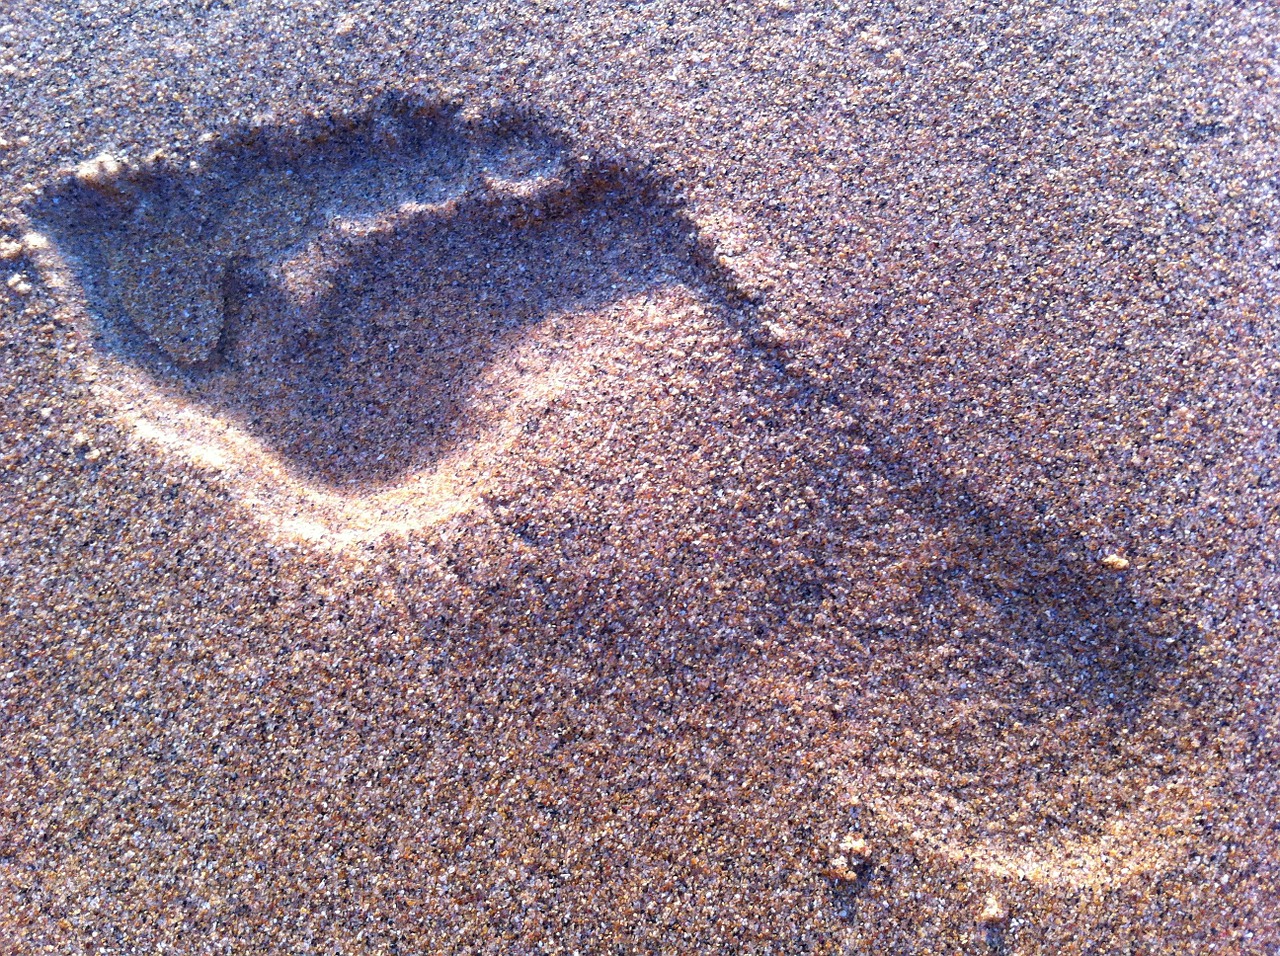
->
[1,1,1277,953]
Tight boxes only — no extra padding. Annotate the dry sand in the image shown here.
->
[1,1,1278,953]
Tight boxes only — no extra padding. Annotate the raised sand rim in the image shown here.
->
[32,98,740,545]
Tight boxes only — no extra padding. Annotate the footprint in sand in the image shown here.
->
[31,95,1198,908]
[33,97,732,542]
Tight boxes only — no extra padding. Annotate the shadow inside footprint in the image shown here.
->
[35,97,711,490]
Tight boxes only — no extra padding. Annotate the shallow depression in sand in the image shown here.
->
[28,98,1204,908]
[34,99,732,547]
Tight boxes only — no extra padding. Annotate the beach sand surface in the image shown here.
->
[1,1,1277,952]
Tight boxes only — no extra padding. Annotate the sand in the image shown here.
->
[1,1,1277,952]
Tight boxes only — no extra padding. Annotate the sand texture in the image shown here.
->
[1,1,1278,953]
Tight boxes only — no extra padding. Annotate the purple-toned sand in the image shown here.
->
[1,1,1277,952]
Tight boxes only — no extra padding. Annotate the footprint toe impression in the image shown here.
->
[104,193,227,367]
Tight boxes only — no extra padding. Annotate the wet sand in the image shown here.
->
[1,1,1277,952]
